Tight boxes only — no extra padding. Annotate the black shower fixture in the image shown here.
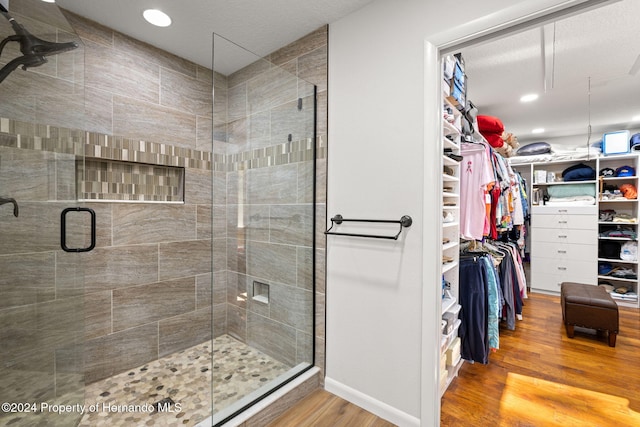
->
[0,3,78,83]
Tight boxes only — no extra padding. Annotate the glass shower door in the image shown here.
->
[0,2,86,426]
[209,33,316,425]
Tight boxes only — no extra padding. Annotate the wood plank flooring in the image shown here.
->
[267,389,395,427]
[441,292,640,426]
[269,292,640,426]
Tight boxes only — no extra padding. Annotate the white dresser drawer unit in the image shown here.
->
[531,227,597,246]
[530,207,599,293]
[530,269,597,292]
[531,205,597,216]
[531,213,597,230]
[531,241,598,260]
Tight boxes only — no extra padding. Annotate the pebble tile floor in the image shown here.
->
[0,335,290,427]
[79,334,290,426]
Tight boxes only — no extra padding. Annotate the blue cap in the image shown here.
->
[615,165,635,177]
[598,262,613,275]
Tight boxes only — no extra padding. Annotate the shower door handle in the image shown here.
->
[61,207,96,252]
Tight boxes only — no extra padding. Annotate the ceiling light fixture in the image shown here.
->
[520,93,539,103]
[143,9,172,27]
[41,0,55,3]
[532,128,545,134]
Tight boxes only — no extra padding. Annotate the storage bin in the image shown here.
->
[446,337,461,366]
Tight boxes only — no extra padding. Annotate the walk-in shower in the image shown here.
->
[0,1,316,426]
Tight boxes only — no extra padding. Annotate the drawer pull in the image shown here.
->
[558,235,567,238]
[558,220,567,224]
[557,266,567,271]
[557,250,567,254]
[558,209,568,213]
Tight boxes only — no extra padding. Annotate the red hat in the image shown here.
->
[477,115,505,148]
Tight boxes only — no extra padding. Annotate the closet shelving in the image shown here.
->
[439,89,463,396]
[596,154,639,307]
[512,154,640,308]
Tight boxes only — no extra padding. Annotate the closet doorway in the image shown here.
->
[429,0,640,425]
[439,0,640,286]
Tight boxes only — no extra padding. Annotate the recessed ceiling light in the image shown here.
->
[143,9,172,27]
[532,128,545,134]
[41,0,56,3]
[520,93,539,103]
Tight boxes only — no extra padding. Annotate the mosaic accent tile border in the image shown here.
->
[223,137,324,172]
[80,159,185,202]
[85,132,214,171]
[0,117,324,179]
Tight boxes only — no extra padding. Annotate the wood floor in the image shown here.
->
[270,292,640,426]
[441,292,640,426]
[267,389,395,427]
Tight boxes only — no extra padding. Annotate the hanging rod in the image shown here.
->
[324,214,412,240]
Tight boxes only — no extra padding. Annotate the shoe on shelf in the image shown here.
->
[445,153,463,162]
[443,211,455,223]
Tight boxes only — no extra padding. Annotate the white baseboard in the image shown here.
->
[324,377,420,427]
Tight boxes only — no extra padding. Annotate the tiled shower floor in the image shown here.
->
[79,334,290,426]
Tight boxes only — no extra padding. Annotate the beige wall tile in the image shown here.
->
[298,46,328,92]
[62,10,114,48]
[78,244,159,293]
[269,26,327,67]
[247,311,296,366]
[112,277,196,332]
[159,240,211,281]
[113,95,197,149]
[269,205,313,246]
[85,43,160,105]
[185,167,212,205]
[197,115,214,151]
[84,291,112,340]
[84,323,158,383]
[246,67,297,115]
[269,283,313,332]
[196,273,213,309]
[112,204,196,246]
[161,68,212,116]
[227,303,246,342]
[83,86,114,134]
[114,32,197,79]
[245,241,297,285]
[158,306,212,358]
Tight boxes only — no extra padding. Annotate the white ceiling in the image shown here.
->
[459,0,640,145]
[55,0,375,75]
[51,0,640,145]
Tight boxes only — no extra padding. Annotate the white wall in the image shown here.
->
[326,1,609,426]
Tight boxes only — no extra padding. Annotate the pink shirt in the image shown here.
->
[460,143,495,240]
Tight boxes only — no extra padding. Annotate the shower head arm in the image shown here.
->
[0,6,78,83]
[0,52,46,83]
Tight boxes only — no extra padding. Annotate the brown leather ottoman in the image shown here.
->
[561,282,619,347]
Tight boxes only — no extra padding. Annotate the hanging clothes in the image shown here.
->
[460,142,529,240]
[459,256,490,364]
[460,142,495,240]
